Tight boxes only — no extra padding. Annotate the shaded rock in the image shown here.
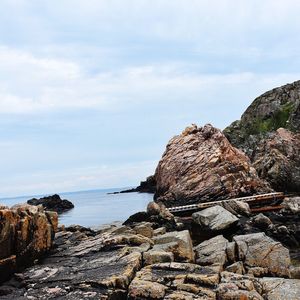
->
[225,261,245,275]
[120,175,157,194]
[251,213,272,230]
[0,204,57,283]
[192,205,238,231]
[152,230,194,263]
[281,196,300,214]
[260,277,300,300]
[123,202,177,231]
[220,199,251,217]
[143,250,174,266]
[154,124,271,206]
[233,232,291,277]
[153,227,166,236]
[27,194,74,214]
[194,235,228,271]
[133,222,153,238]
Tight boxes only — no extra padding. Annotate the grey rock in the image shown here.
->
[192,205,238,231]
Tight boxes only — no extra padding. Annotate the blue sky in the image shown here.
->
[1,0,300,197]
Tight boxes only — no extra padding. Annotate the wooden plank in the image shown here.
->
[250,205,283,213]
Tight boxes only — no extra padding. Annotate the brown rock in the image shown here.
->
[252,128,300,192]
[0,204,57,283]
[154,124,271,206]
[233,232,291,277]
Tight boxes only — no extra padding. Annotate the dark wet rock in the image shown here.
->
[27,194,74,214]
[251,213,272,230]
[0,204,57,284]
[154,124,271,207]
[123,202,177,231]
[192,205,238,232]
[116,175,157,194]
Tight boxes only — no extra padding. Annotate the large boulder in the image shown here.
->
[233,232,291,277]
[27,194,74,214]
[154,124,271,206]
[192,205,238,231]
[0,204,57,283]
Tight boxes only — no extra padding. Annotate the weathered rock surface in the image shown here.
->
[192,205,238,231]
[1,217,298,300]
[251,128,300,192]
[27,194,74,213]
[224,80,300,151]
[194,235,228,272]
[260,277,300,299]
[154,124,271,206]
[233,232,291,277]
[224,80,300,192]
[152,230,194,263]
[0,204,57,283]
[128,262,219,300]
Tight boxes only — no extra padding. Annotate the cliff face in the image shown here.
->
[224,80,300,156]
[224,80,300,192]
[154,124,271,207]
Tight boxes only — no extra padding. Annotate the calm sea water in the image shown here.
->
[0,188,154,228]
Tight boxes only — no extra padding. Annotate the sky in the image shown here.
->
[1,0,300,197]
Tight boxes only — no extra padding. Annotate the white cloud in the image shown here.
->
[0,45,300,115]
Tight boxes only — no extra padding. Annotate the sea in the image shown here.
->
[0,188,154,228]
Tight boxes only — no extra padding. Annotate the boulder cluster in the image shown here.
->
[1,200,300,299]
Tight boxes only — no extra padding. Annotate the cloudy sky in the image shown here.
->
[1,0,300,197]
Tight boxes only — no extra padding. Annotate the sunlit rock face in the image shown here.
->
[0,204,57,283]
[154,124,271,206]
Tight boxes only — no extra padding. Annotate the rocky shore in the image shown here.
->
[0,81,300,299]
[1,199,299,299]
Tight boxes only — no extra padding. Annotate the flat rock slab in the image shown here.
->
[128,262,219,300]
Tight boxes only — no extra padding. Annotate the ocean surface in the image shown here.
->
[0,188,154,228]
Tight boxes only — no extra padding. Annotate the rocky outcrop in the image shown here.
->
[251,128,300,192]
[224,80,300,151]
[192,206,238,231]
[1,210,298,300]
[224,80,300,192]
[0,204,57,283]
[27,194,74,213]
[154,124,271,206]
[120,175,157,194]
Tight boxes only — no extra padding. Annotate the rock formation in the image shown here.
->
[154,124,271,206]
[0,204,57,283]
[27,194,74,213]
[224,80,300,192]
[251,128,300,192]
[1,205,299,299]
